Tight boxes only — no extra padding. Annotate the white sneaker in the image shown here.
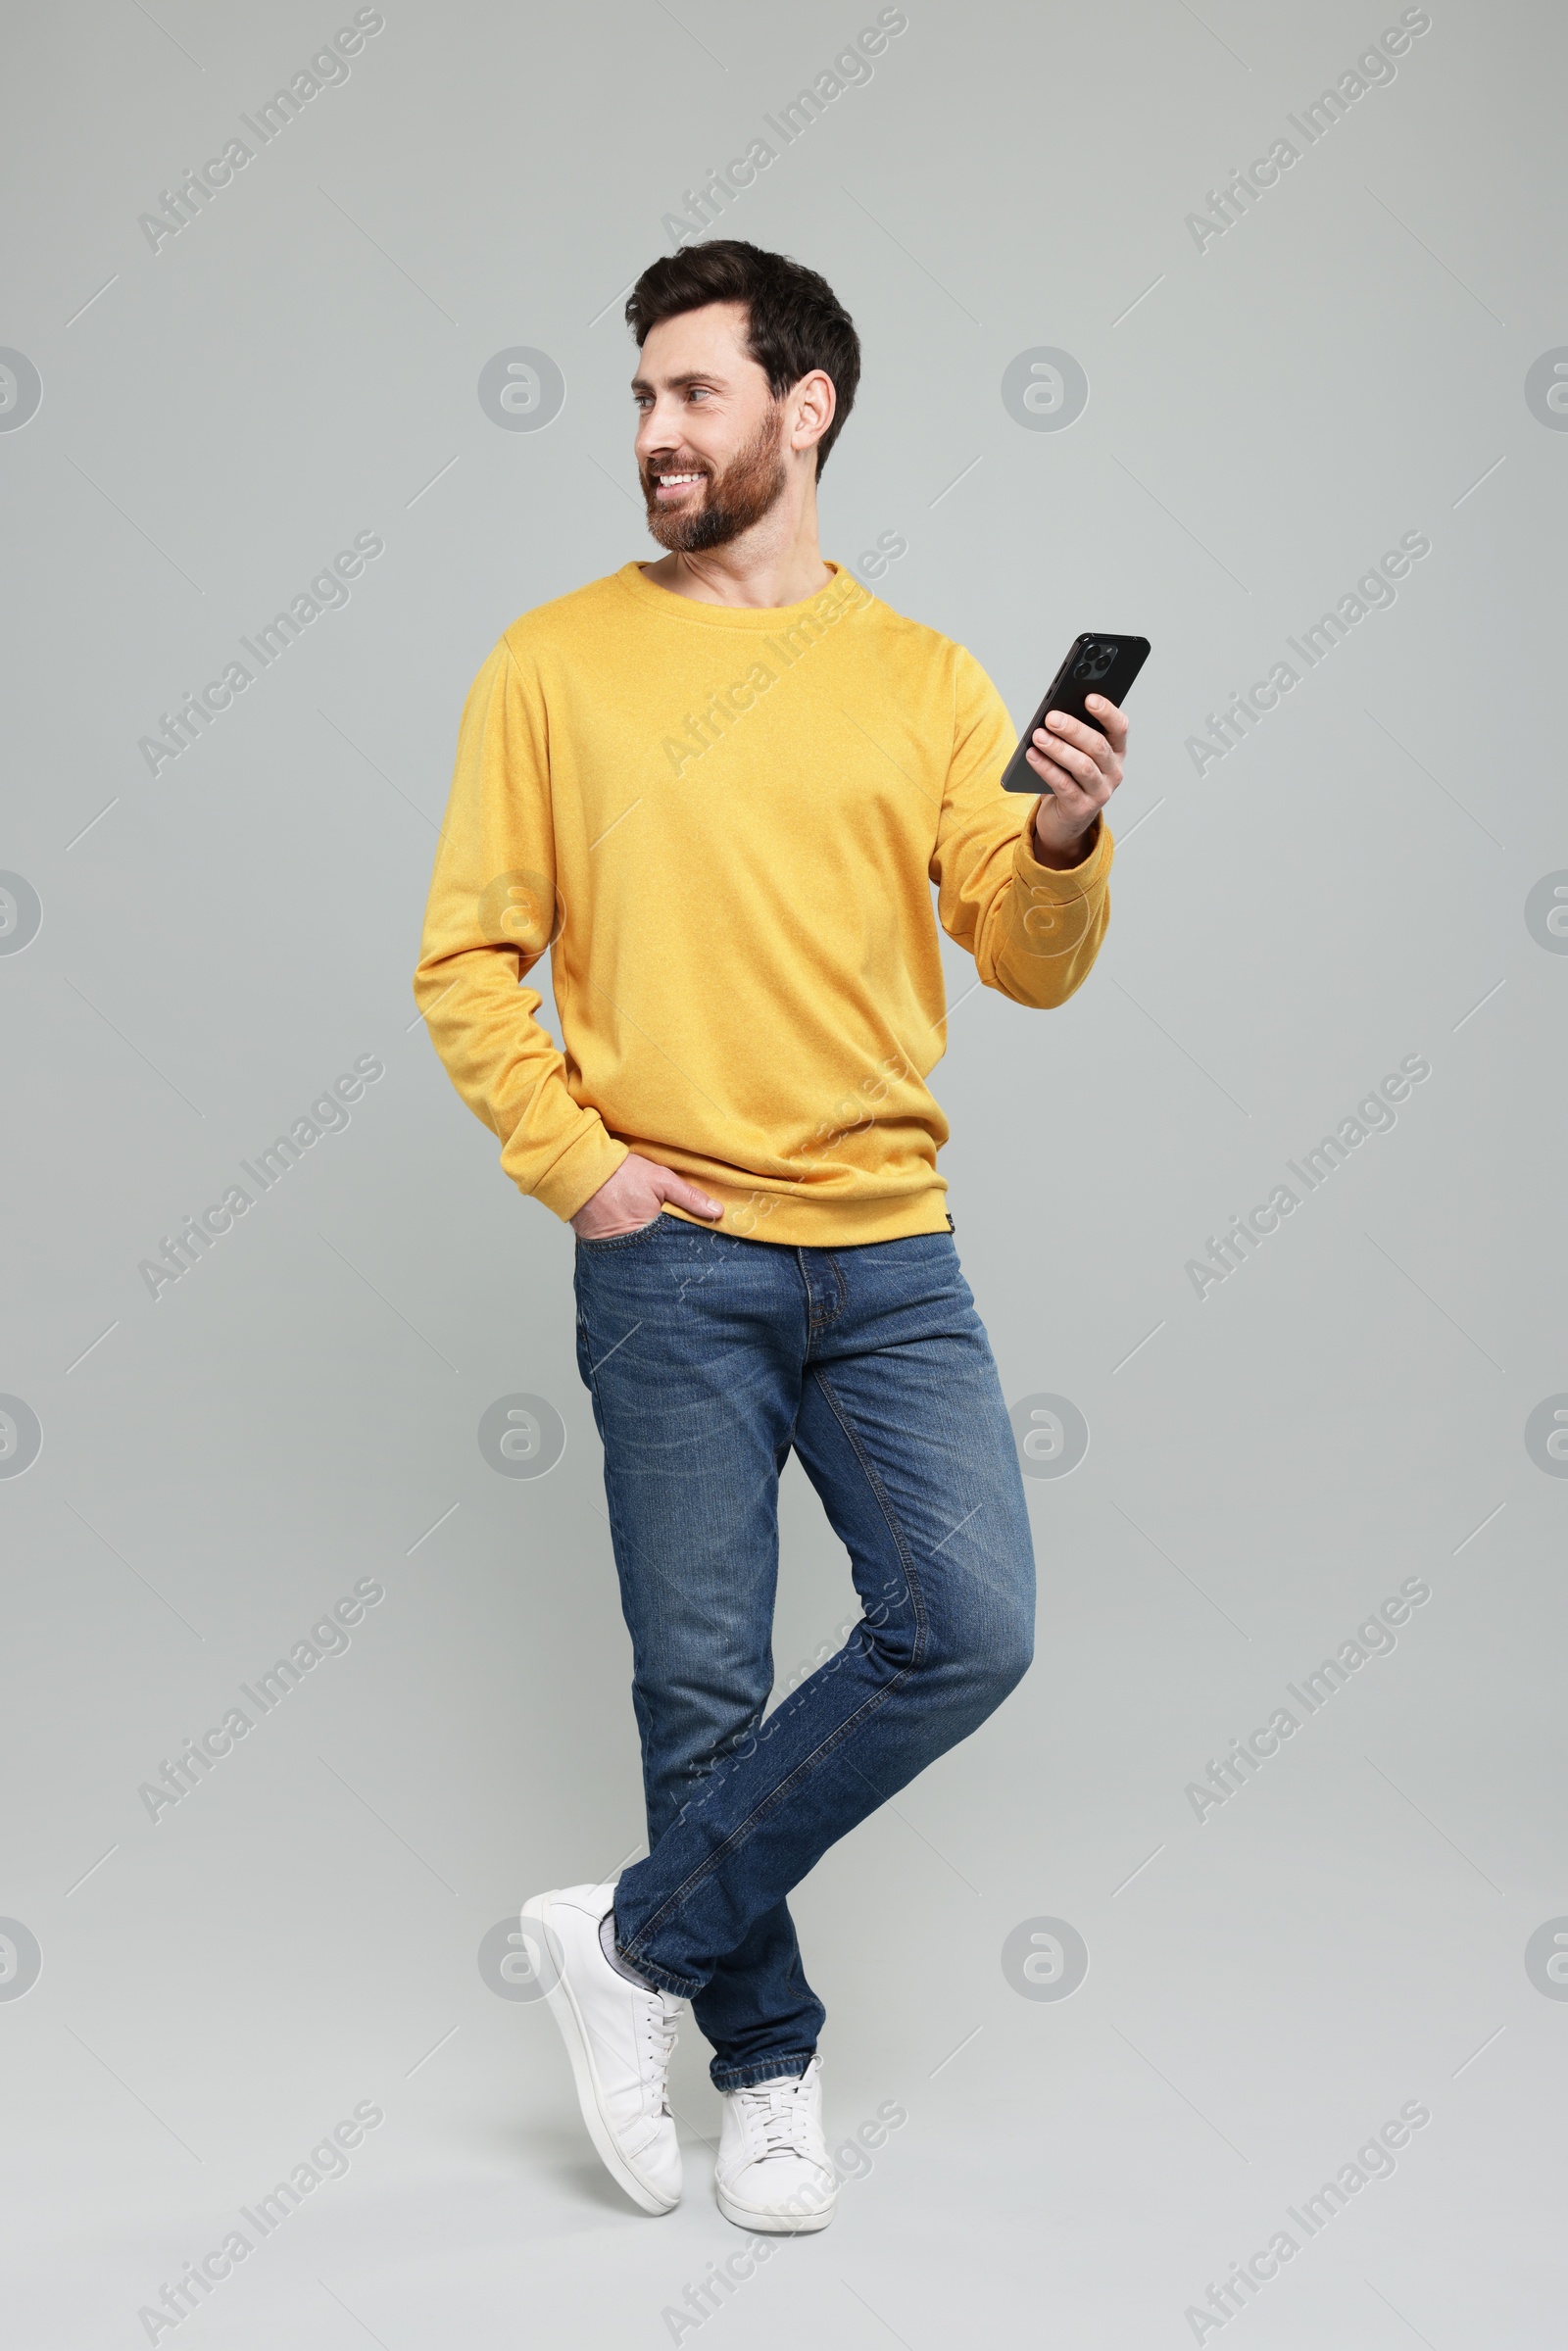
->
[517,1883,683,2215]
[714,2054,836,2233]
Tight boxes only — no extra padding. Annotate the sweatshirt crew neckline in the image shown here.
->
[615,558,855,629]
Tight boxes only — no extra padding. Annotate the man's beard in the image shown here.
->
[641,408,789,553]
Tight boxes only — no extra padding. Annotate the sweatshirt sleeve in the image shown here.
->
[413,636,628,1221]
[929,644,1113,1009]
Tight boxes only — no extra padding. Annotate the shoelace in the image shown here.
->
[640,1993,682,2117]
[734,2075,812,2162]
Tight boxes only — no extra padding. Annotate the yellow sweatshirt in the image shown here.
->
[414,560,1112,1247]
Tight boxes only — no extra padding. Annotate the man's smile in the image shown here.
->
[652,469,706,500]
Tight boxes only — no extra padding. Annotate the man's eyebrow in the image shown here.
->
[629,369,730,394]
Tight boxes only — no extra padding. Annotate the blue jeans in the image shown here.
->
[572,1216,1035,2090]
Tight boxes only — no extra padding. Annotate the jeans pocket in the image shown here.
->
[575,1209,666,1251]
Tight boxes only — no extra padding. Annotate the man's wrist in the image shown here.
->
[1031,807,1100,870]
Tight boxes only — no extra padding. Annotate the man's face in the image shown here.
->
[632,301,790,554]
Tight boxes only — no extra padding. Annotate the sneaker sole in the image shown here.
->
[519,1891,679,2217]
[715,2181,836,2234]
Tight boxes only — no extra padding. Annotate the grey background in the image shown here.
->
[3,0,1563,2341]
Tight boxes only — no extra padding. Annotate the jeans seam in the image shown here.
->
[623,1365,930,1963]
[577,1305,662,1817]
[578,1297,711,1721]
[814,1365,926,1638]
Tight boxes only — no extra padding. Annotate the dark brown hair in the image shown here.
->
[625,240,860,476]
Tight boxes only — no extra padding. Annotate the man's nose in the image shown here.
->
[636,399,683,453]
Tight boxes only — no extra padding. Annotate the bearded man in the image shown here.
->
[415,239,1126,2233]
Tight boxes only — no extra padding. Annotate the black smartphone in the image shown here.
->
[1000,632,1151,793]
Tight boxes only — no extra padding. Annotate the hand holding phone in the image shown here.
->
[1001,633,1151,794]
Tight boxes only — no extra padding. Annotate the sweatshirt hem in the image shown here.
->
[661,1185,953,1249]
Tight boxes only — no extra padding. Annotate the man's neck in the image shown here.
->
[641,491,833,611]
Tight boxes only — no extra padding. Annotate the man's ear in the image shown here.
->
[790,369,836,460]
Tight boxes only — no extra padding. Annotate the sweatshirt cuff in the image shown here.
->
[521,1122,630,1223]
[1013,803,1113,896]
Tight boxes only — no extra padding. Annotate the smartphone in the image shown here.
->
[1001,633,1151,793]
